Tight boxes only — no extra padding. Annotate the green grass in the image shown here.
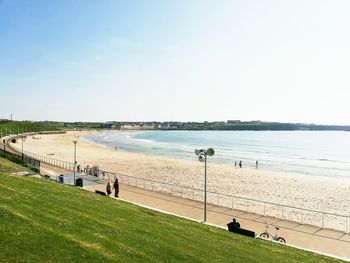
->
[0,156,29,173]
[0,121,61,136]
[0,168,343,262]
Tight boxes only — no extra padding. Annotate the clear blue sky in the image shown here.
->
[1,0,350,124]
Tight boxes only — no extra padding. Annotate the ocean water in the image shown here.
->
[81,130,350,179]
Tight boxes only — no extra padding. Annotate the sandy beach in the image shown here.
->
[10,131,350,230]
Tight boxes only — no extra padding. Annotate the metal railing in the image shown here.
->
[0,148,40,170]
[97,169,350,233]
[25,151,75,172]
[1,138,74,173]
[3,136,350,233]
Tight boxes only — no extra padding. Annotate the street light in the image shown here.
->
[195,148,215,223]
[21,135,27,163]
[73,136,79,186]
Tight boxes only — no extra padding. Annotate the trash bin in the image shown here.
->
[59,174,64,184]
[75,178,83,187]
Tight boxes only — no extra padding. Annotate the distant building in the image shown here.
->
[227,120,241,124]
[100,123,114,129]
[120,124,154,130]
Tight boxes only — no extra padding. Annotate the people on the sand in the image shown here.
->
[106,182,112,196]
[113,177,119,198]
[234,161,237,167]
[256,160,258,169]
[239,160,242,168]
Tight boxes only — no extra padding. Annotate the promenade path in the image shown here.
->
[2,137,349,261]
[84,181,350,261]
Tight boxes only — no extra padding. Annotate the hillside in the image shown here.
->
[0,121,62,136]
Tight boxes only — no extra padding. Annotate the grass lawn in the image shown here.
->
[0,121,61,136]
[0,155,29,174]
[0,164,343,262]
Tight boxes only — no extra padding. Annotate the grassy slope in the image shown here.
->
[0,156,29,173]
[0,172,342,262]
[0,121,61,135]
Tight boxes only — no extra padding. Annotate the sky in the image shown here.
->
[1,0,350,124]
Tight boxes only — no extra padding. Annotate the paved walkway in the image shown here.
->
[84,181,350,261]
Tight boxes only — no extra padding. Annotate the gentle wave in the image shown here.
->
[81,130,350,179]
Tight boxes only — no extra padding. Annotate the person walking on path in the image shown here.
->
[113,178,119,198]
[106,182,112,196]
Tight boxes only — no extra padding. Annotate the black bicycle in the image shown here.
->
[260,222,286,243]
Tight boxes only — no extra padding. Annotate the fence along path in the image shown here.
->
[98,169,350,233]
[5,137,350,234]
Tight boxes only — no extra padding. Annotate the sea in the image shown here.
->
[81,130,350,179]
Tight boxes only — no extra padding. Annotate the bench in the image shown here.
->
[228,226,256,238]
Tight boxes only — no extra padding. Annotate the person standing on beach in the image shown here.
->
[256,160,258,169]
[239,161,242,168]
[113,178,119,198]
[234,161,237,168]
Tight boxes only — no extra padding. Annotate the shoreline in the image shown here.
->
[10,131,350,226]
[80,130,350,183]
[82,130,350,180]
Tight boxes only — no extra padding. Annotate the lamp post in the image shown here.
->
[195,148,215,223]
[21,135,27,163]
[73,137,79,186]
